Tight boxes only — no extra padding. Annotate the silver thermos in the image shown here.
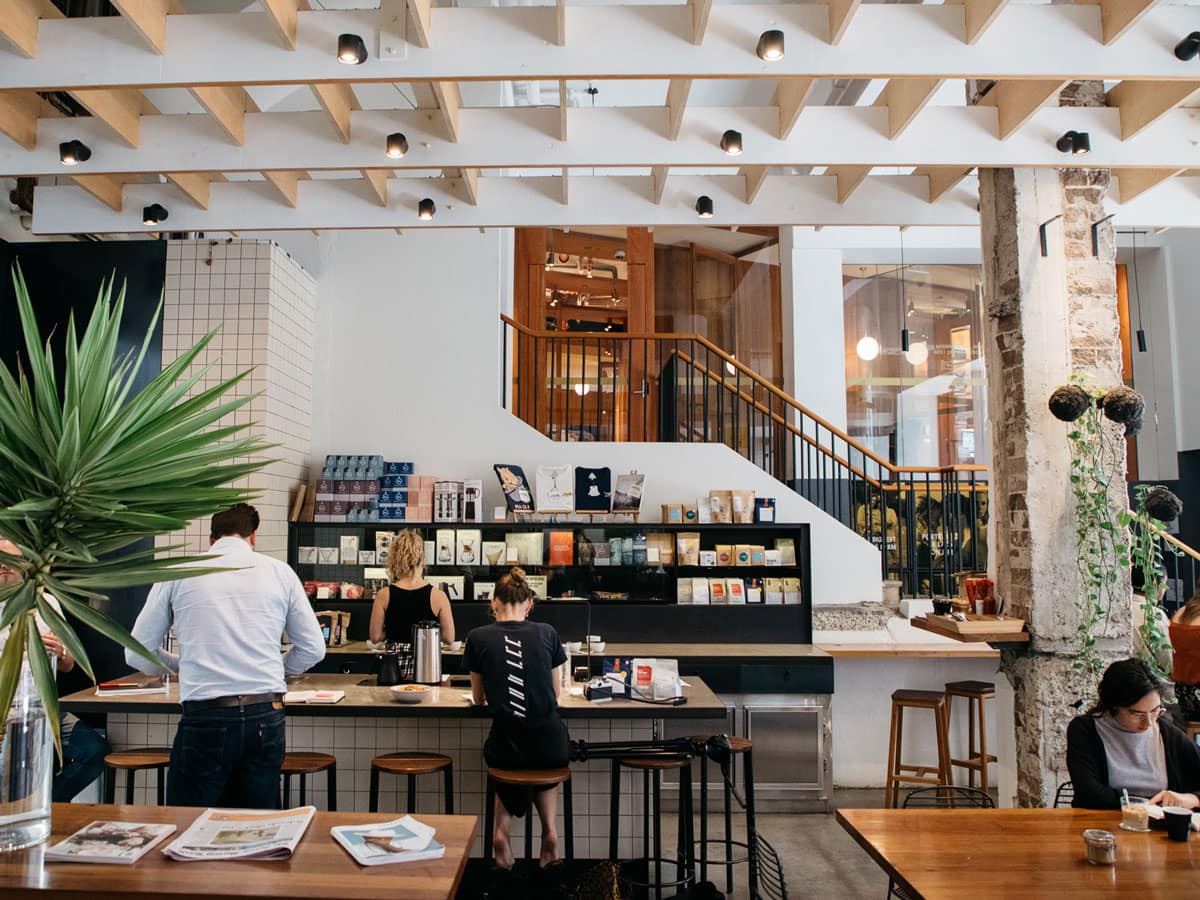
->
[412,620,442,685]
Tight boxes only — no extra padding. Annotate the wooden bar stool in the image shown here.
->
[103,748,171,805]
[369,752,453,814]
[1185,721,1200,743]
[884,690,951,808]
[608,756,694,900]
[280,752,337,810]
[695,736,758,899]
[484,767,573,862]
[944,680,997,792]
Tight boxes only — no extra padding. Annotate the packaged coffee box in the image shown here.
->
[775,538,797,566]
[699,550,717,567]
[661,504,683,524]
[676,532,701,566]
[708,491,733,524]
[731,490,755,524]
[424,540,436,566]
[677,579,694,605]
[435,529,455,565]
[715,544,734,566]
[746,578,763,604]
[750,546,766,566]
[782,577,803,605]
[734,544,754,566]
[754,497,776,523]
[647,533,674,565]
[682,503,699,524]
[695,499,712,524]
[726,579,746,604]
[456,529,482,566]
[709,578,728,604]
[764,578,784,605]
[691,577,711,605]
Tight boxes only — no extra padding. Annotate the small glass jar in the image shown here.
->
[1083,829,1116,866]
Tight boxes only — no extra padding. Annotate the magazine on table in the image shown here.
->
[283,689,345,704]
[95,675,169,696]
[46,821,177,865]
[162,806,316,861]
[331,815,446,866]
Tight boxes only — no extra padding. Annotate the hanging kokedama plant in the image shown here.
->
[1048,384,1091,422]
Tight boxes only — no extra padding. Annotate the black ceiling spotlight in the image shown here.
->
[1175,31,1200,61]
[720,129,743,156]
[1056,130,1091,155]
[756,29,785,61]
[142,203,168,226]
[58,139,91,166]
[337,33,368,65]
[695,195,714,218]
[386,132,408,159]
[418,197,436,220]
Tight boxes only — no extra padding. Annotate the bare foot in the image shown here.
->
[492,830,514,869]
[539,829,559,868]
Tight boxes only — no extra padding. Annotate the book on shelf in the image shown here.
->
[45,821,177,865]
[548,530,574,566]
[161,806,316,861]
[283,690,345,704]
[96,676,168,696]
[330,815,446,867]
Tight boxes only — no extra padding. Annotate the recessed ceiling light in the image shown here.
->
[756,29,785,61]
[720,129,743,156]
[695,195,714,218]
[58,140,91,166]
[337,33,367,65]
[386,132,408,159]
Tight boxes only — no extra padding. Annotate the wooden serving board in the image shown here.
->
[911,614,1030,644]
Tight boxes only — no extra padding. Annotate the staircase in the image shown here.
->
[501,316,1198,601]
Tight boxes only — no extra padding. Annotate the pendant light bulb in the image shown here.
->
[720,129,743,156]
[695,195,714,218]
[856,336,880,362]
[756,29,785,61]
[337,33,368,65]
[59,139,91,166]
[418,197,436,220]
[385,132,408,159]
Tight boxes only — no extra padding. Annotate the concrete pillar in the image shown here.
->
[778,227,848,430]
[979,165,1130,807]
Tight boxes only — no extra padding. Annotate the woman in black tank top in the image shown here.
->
[369,530,455,656]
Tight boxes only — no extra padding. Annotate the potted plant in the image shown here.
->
[0,266,268,849]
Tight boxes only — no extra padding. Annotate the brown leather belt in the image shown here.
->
[182,692,283,713]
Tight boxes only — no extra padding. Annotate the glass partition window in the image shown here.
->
[842,263,988,468]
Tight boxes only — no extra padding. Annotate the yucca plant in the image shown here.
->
[0,264,270,757]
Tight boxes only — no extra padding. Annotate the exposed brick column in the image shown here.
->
[978,161,1130,806]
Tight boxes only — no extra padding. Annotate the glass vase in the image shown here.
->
[0,660,54,851]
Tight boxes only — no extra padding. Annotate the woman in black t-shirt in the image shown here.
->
[463,567,569,868]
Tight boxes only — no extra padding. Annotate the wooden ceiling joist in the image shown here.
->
[69,89,145,147]
[979,79,1067,140]
[876,78,944,139]
[554,0,566,46]
[1113,167,1184,203]
[666,79,692,141]
[650,166,668,204]
[71,174,125,211]
[190,85,252,146]
[310,82,357,143]
[459,166,479,205]
[0,90,41,149]
[108,0,174,54]
[559,167,568,205]
[825,165,871,203]
[430,81,462,142]
[827,0,862,45]
[260,0,300,49]
[407,0,432,49]
[741,166,768,204]
[165,171,213,208]
[944,0,1009,45]
[1106,79,1200,140]
[689,0,712,45]
[262,170,308,207]
[558,81,568,142]
[1081,0,1160,46]
[775,78,817,140]
[0,0,63,59]
[361,168,389,206]
[911,165,974,203]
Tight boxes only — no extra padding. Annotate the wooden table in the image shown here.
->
[0,803,476,900]
[837,807,1200,899]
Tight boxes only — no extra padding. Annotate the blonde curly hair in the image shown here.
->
[385,529,426,581]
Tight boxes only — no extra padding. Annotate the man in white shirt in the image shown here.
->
[127,504,325,808]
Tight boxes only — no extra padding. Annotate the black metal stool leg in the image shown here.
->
[678,761,694,890]
[652,771,662,900]
[124,771,135,805]
[484,777,495,861]
[724,763,733,893]
[524,793,534,861]
[563,778,574,860]
[327,764,337,811]
[156,767,165,806]
[699,751,708,884]
[744,749,759,900]
[407,774,416,814]
[444,764,454,814]
[104,767,116,804]
[368,767,380,813]
[298,773,308,806]
[609,761,621,860]
[642,769,650,874]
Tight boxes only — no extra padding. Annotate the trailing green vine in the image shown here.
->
[1118,484,1185,680]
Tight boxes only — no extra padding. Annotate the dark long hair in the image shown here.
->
[1086,658,1161,716]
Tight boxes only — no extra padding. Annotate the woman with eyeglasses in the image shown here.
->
[1066,657,1200,809]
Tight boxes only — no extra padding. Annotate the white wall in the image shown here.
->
[307,229,881,606]
[1163,230,1200,454]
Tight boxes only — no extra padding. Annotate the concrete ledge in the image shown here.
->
[812,603,895,632]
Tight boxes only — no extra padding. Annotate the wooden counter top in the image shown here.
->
[816,643,1000,659]
[60,674,727,719]
[323,641,827,659]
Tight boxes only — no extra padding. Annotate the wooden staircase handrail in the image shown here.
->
[1159,530,1200,565]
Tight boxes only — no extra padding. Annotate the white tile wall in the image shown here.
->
[159,239,315,560]
[104,715,654,859]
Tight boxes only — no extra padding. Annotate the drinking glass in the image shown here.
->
[1119,795,1151,832]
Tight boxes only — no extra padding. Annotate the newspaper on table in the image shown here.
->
[330,815,446,866]
[162,806,316,861]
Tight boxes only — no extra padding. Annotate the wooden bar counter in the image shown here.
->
[0,804,476,900]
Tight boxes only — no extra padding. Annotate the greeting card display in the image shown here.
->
[536,465,574,513]
[612,472,646,513]
[494,464,535,513]
[574,467,611,513]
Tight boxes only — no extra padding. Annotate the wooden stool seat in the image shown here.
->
[372,753,453,776]
[620,756,690,771]
[103,749,171,770]
[486,766,571,786]
[1184,721,1200,741]
[370,753,454,815]
[945,681,996,697]
[280,752,337,811]
[689,735,752,753]
[885,691,951,808]
[104,748,171,806]
[281,752,336,775]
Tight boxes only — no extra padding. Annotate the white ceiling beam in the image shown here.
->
[34,174,1200,234]
[824,165,871,203]
[741,166,768,204]
[1112,167,1183,203]
[3,6,1197,90]
[108,0,176,54]
[1105,79,1200,140]
[666,79,691,141]
[361,168,389,206]
[189,85,251,145]
[689,0,712,45]
[979,79,1067,139]
[911,166,974,203]
[0,90,41,149]
[650,166,668,205]
[262,169,308,206]
[0,0,63,59]
[1080,0,1160,45]
[165,171,214,208]
[876,78,944,139]
[8,105,1198,177]
[774,78,817,141]
[943,0,1008,45]
[827,0,861,45]
[430,81,461,142]
[407,0,431,49]
[68,89,145,147]
[310,81,357,143]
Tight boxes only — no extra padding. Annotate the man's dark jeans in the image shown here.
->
[167,701,285,809]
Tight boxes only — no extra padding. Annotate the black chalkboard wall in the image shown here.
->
[0,240,167,690]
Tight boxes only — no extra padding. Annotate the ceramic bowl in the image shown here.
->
[588,641,606,654]
[442,640,463,652]
[390,684,432,704]
[566,641,583,652]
